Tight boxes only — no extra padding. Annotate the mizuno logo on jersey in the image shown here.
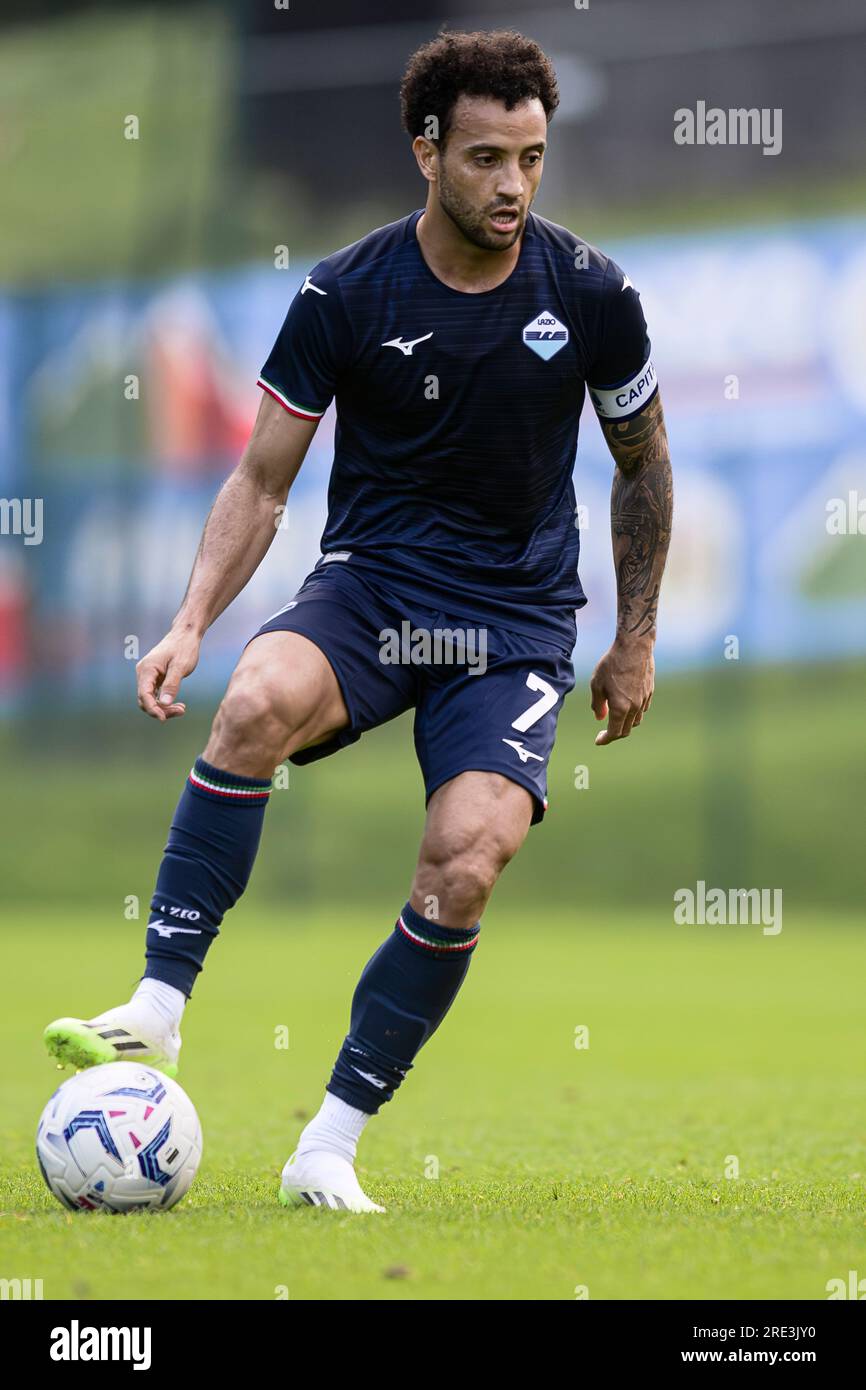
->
[301,275,326,296]
[381,332,433,356]
[522,310,569,360]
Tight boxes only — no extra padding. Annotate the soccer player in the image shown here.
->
[44,30,672,1212]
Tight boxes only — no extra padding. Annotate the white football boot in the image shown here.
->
[279,1151,385,1213]
[44,1004,181,1078]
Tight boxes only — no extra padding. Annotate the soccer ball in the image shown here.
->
[36,1063,202,1213]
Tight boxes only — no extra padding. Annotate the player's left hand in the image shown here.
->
[590,636,654,745]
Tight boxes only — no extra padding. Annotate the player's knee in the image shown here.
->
[440,853,498,919]
[420,824,518,920]
[209,675,289,768]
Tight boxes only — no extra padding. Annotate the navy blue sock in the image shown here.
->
[143,756,272,997]
[327,902,480,1114]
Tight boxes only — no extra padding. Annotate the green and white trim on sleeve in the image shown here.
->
[257,374,326,422]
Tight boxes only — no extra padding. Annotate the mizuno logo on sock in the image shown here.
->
[148,920,203,938]
[350,1065,388,1089]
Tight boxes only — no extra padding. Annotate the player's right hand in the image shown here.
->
[136,630,201,721]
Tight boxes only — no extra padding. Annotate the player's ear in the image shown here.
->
[412,134,438,182]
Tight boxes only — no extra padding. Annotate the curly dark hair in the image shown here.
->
[400,28,559,148]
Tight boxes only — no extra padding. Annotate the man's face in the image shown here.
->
[434,95,547,251]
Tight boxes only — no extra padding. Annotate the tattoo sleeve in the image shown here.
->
[600,392,673,641]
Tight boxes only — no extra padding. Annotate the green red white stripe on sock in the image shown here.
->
[397,914,479,954]
[188,767,272,801]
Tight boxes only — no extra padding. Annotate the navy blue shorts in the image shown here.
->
[249,561,576,825]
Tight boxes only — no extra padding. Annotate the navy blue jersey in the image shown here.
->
[258,208,657,644]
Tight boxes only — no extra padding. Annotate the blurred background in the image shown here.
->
[1,0,864,920]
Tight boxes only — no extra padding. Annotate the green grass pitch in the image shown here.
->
[2,910,864,1300]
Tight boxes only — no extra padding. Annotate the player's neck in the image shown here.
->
[415,204,523,294]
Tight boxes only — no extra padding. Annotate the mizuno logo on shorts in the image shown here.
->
[502,738,545,764]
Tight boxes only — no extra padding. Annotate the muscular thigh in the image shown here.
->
[206,630,350,776]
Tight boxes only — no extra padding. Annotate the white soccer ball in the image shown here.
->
[36,1063,202,1213]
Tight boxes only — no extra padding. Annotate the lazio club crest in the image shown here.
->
[522,309,569,360]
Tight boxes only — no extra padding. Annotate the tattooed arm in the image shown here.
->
[590,391,673,745]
